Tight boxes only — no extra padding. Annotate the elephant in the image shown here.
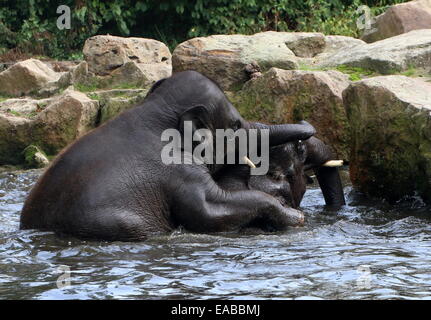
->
[215,137,346,228]
[20,70,317,241]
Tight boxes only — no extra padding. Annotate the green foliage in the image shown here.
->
[0,0,406,59]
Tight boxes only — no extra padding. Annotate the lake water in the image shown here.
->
[0,168,430,299]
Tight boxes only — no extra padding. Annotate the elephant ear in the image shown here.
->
[144,78,167,98]
[178,105,211,138]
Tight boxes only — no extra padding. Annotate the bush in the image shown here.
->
[0,0,406,60]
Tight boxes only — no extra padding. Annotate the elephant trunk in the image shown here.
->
[248,121,316,146]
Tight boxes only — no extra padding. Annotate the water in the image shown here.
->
[0,168,430,300]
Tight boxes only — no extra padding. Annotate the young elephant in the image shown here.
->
[20,71,316,241]
[215,137,345,220]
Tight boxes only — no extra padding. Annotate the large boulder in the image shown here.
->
[314,35,366,62]
[320,29,431,74]
[230,68,351,159]
[83,35,172,88]
[173,32,328,91]
[344,75,431,203]
[0,89,99,165]
[362,0,431,43]
[0,59,61,96]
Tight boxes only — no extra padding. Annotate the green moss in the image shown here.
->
[0,93,12,102]
[298,63,325,72]
[111,83,142,90]
[87,93,101,100]
[7,110,22,117]
[347,92,431,203]
[298,64,379,81]
[75,75,145,92]
[28,111,38,118]
[291,91,314,121]
[299,63,428,81]
[75,80,102,93]
[398,65,431,79]
[228,82,246,93]
[232,89,279,124]
[401,68,416,77]
[335,65,377,81]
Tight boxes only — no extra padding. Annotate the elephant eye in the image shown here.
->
[232,120,241,131]
[297,140,307,161]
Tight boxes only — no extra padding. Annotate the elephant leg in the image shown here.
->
[171,168,304,233]
[304,137,346,207]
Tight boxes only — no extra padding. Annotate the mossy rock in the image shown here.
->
[87,89,148,124]
[0,89,99,165]
[23,145,49,168]
[230,67,351,160]
[344,75,431,203]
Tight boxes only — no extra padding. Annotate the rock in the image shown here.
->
[230,68,351,159]
[0,59,61,96]
[82,35,172,87]
[285,34,326,58]
[0,97,52,116]
[244,61,263,80]
[23,145,49,168]
[173,32,329,91]
[319,29,431,74]
[89,89,148,123]
[245,61,261,74]
[104,61,151,88]
[344,75,431,203]
[314,36,366,62]
[0,89,99,164]
[69,61,89,85]
[46,60,79,72]
[0,115,32,164]
[361,0,431,43]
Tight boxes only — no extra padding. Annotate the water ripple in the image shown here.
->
[0,168,430,299]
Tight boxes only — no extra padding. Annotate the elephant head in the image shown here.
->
[216,137,345,209]
[146,71,316,174]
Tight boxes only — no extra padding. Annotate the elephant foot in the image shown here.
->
[242,206,305,233]
[283,207,305,227]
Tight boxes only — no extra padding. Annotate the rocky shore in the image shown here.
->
[0,1,430,203]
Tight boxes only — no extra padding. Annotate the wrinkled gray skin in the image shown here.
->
[216,137,346,223]
[20,71,317,241]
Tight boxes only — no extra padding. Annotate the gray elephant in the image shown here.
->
[20,71,318,241]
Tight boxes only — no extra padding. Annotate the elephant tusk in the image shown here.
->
[322,160,344,167]
[242,156,256,169]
